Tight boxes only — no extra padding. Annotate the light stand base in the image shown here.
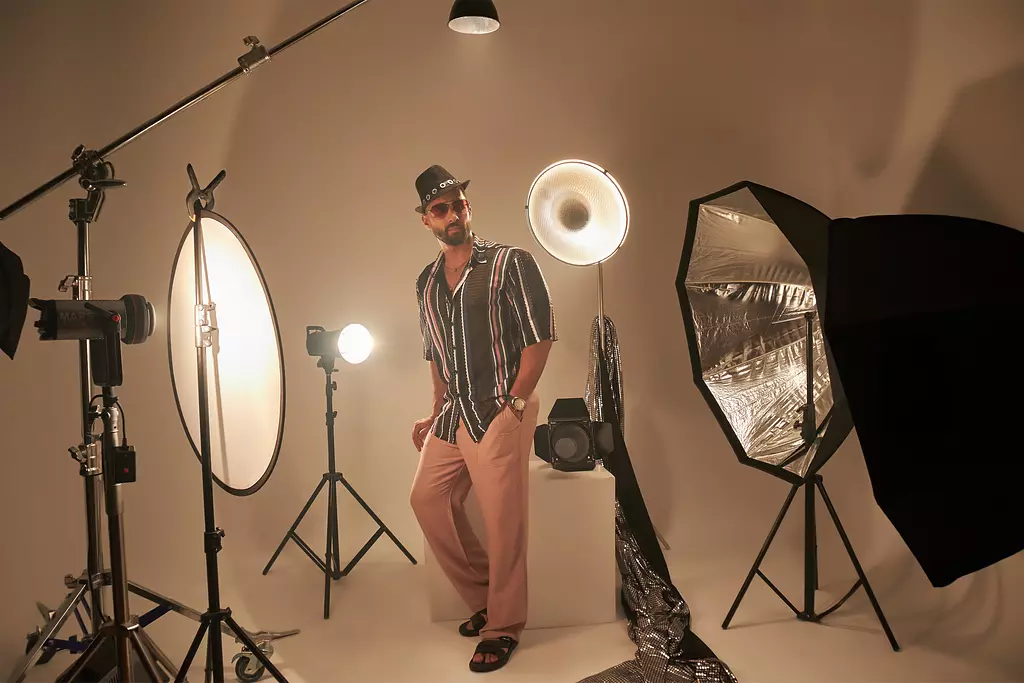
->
[263,470,418,619]
[10,575,96,682]
[722,474,900,652]
[175,608,288,683]
[9,572,298,683]
[263,354,417,618]
[54,618,171,683]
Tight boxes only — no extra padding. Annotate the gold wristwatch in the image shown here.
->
[508,395,526,412]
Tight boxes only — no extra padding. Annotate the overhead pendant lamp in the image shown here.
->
[449,0,500,34]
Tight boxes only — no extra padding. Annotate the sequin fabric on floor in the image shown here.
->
[578,317,739,683]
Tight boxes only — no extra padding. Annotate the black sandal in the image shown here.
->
[459,608,487,637]
[469,636,518,673]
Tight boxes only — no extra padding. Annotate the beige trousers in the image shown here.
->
[410,395,540,642]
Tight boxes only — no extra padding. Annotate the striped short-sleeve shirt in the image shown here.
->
[416,234,557,444]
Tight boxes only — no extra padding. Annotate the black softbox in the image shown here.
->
[0,240,30,360]
[676,181,853,484]
[824,214,1024,588]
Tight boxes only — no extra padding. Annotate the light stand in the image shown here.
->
[721,312,899,652]
[8,150,117,681]
[53,306,172,683]
[263,329,417,618]
[8,166,294,683]
[173,167,290,683]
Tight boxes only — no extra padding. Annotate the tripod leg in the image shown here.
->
[139,627,180,680]
[129,628,164,682]
[264,477,329,575]
[174,620,209,683]
[816,479,900,652]
[206,634,214,683]
[331,481,342,577]
[225,617,289,683]
[804,477,817,617]
[208,618,225,683]
[340,476,418,564]
[723,483,800,629]
[8,583,88,683]
[324,477,337,619]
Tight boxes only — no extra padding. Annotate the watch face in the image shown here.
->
[511,397,526,411]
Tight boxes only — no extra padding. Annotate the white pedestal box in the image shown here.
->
[424,458,618,630]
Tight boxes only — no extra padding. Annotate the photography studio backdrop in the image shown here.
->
[1,0,1023,680]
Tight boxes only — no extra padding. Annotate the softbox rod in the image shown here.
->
[0,0,376,222]
[595,262,607,423]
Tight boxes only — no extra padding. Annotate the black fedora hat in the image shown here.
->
[414,164,471,213]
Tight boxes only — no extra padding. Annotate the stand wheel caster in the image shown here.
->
[25,630,57,666]
[232,647,270,682]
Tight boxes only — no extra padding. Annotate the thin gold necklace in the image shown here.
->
[445,257,470,272]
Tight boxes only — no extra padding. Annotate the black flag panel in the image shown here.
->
[824,213,1024,587]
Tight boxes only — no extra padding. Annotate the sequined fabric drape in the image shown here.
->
[585,317,625,428]
[578,316,738,683]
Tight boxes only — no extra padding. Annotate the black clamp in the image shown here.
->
[186,164,227,221]
[68,146,125,224]
[205,527,226,554]
[200,607,233,624]
[71,146,123,190]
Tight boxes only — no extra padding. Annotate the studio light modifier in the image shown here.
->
[30,294,156,345]
[305,323,373,364]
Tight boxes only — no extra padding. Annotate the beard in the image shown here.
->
[435,219,470,246]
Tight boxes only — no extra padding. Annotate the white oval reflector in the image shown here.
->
[167,210,285,496]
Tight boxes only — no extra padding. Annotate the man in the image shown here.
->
[409,165,556,673]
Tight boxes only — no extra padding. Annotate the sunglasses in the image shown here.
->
[427,198,470,219]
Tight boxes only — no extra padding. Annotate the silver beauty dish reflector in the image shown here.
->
[526,159,629,267]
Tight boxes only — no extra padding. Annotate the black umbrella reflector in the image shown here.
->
[824,214,1024,588]
[677,182,852,483]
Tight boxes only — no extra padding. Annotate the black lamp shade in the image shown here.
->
[449,0,500,34]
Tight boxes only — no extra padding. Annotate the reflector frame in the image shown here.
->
[167,210,286,496]
[525,159,629,267]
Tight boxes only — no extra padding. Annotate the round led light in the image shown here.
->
[337,323,373,364]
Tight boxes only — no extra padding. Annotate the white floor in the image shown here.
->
[24,544,1024,683]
